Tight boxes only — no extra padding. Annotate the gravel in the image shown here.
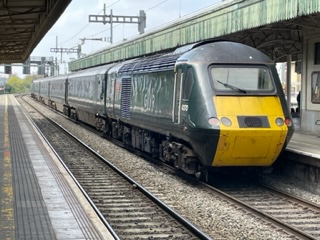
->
[19,95,320,240]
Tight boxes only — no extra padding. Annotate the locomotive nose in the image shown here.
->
[211,96,288,167]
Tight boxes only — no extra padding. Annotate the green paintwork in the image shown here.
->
[131,72,174,118]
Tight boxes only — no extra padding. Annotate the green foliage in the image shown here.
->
[5,74,37,93]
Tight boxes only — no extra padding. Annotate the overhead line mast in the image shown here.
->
[89,4,146,44]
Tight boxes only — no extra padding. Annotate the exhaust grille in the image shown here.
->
[237,116,270,128]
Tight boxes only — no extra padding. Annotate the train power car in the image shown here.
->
[30,41,294,177]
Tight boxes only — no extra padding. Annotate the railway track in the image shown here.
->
[20,95,320,239]
[210,180,320,240]
[20,97,211,240]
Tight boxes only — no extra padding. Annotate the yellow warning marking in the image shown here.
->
[0,94,15,238]
[212,96,287,166]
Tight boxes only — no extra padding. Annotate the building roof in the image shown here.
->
[0,0,72,64]
[69,0,320,71]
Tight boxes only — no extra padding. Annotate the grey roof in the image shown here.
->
[0,0,72,64]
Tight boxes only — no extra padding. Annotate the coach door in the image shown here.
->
[48,81,51,100]
[102,73,107,114]
[173,66,183,124]
[106,74,116,118]
[64,79,69,105]
[96,73,104,112]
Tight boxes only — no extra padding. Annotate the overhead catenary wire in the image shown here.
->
[59,0,221,59]
[62,0,174,45]
[58,1,121,46]
[90,0,170,38]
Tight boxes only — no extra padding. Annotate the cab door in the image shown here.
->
[48,81,51,100]
[64,78,69,105]
[172,64,194,125]
[102,72,107,114]
[173,66,183,124]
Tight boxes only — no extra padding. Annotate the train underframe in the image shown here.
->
[31,95,205,176]
[95,114,201,175]
[57,103,273,179]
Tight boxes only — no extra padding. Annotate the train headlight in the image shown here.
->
[221,117,232,127]
[275,117,284,126]
[208,117,220,127]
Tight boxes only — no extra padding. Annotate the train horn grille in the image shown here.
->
[237,116,270,128]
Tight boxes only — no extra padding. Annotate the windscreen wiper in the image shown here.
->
[217,80,247,93]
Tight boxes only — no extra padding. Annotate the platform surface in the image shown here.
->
[287,126,320,159]
[0,94,114,240]
[288,115,320,155]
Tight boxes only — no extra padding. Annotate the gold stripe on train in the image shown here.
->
[212,96,288,167]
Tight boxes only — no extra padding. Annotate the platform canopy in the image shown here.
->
[69,0,320,71]
[0,0,72,64]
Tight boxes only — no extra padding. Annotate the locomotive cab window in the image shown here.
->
[210,65,275,94]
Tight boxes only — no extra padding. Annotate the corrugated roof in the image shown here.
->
[69,0,320,71]
[0,0,72,63]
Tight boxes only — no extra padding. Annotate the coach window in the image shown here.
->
[182,67,194,100]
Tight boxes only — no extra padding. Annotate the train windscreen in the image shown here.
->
[210,65,275,94]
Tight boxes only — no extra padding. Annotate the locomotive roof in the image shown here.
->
[179,41,273,64]
[34,41,274,82]
[118,53,181,74]
[118,41,273,74]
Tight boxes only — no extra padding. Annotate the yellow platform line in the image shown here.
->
[0,94,15,239]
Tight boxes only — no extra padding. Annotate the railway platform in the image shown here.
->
[276,117,320,194]
[0,94,114,240]
[287,130,320,161]
[286,115,320,166]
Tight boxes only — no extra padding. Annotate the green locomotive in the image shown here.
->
[31,41,294,176]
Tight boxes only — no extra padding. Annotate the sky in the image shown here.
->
[13,0,225,76]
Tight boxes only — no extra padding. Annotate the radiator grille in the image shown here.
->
[237,116,270,128]
[120,78,131,118]
[244,117,262,127]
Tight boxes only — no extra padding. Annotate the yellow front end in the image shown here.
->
[212,96,288,167]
